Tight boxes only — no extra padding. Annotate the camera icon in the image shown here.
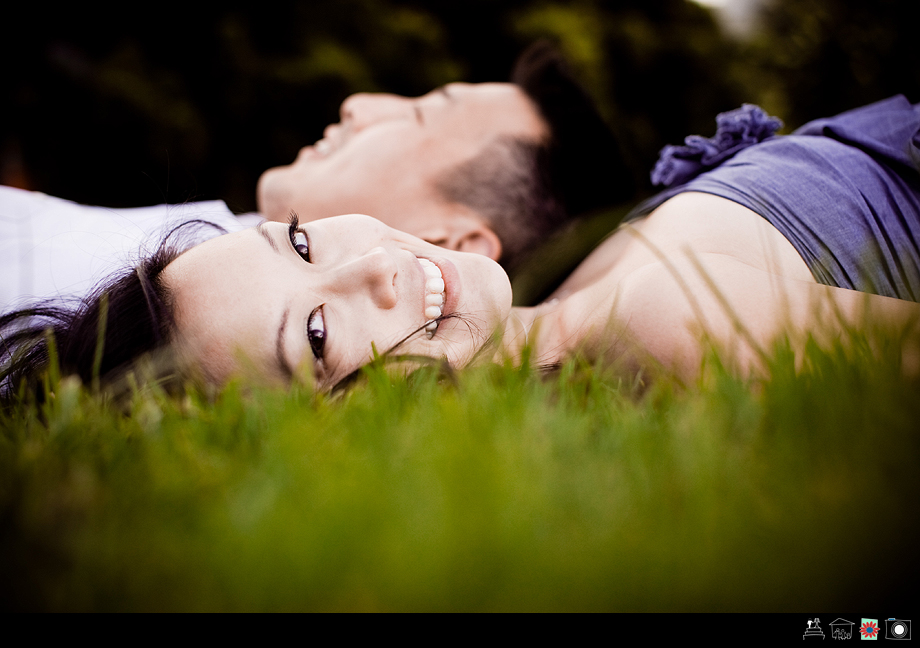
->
[886,619,911,640]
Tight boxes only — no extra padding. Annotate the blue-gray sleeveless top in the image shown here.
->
[632,96,920,301]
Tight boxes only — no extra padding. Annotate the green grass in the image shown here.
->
[1,331,918,611]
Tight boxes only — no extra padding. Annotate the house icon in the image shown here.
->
[830,619,855,641]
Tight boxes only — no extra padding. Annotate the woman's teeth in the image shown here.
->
[419,258,445,339]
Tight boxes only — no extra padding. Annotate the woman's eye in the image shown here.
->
[291,228,311,262]
[306,306,326,359]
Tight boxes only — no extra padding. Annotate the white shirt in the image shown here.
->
[0,185,261,311]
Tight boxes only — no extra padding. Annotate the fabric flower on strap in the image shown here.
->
[651,104,783,187]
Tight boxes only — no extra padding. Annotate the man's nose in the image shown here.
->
[338,93,413,132]
[329,246,399,310]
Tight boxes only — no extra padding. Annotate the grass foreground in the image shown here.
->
[1,332,918,611]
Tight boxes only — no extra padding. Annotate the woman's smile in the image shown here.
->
[415,257,445,335]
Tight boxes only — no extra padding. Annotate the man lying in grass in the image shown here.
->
[0,42,632,316]
[3,96,920,395]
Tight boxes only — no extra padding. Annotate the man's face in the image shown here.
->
[256,82,547,257]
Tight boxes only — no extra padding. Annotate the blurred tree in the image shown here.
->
[1,2,465,210]
[10,1,909,213]
[735,0,919,130]
[507,0,743,194]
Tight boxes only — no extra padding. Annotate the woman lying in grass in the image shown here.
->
[3,96,920,394]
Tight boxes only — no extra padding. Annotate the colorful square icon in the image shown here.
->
[860,618,880,640]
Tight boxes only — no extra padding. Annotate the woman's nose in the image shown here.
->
[331,246,399,309]
[338,93,414,132]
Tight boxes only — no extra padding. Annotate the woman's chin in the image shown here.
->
[482,259,514,335]
[471,253,513,316]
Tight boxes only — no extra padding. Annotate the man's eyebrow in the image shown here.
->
[276,306,294,381]
[257,220,280,254]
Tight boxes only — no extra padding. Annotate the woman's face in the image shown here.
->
[161,214,512,389]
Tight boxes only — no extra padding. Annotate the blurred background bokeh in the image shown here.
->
[3,0,916,213]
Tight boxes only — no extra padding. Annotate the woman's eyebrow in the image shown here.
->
[257,221,280,254]
[276,306,294,381]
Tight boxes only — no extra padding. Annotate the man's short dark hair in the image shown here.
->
[437,41,635,271]
[436,136,559,271]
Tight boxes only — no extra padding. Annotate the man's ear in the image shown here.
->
[447,223,502,261]
[416,218,503,261]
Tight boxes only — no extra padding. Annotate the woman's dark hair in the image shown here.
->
[0,220,224,402]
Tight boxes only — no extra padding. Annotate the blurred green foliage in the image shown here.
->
[3,1,915,212]
[1,327,917,610]
[739,0,919,130]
